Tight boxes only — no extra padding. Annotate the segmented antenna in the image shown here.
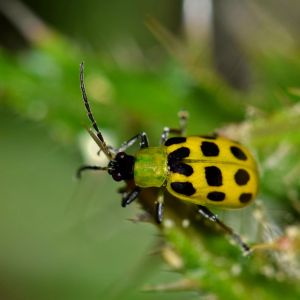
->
[79,62,113,160]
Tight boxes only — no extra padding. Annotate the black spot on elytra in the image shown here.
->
[201,142,219,157]
[230,146,247,160]
[207,191,225,201]
[205,166,222,186]
[165,137,186,146]
[168,147,190,163]
[234,169,250,185]
[239,193,252,203]
[171,163,193,176]
[171,182,196,196]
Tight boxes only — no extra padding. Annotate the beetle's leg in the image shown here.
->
[76,165,107,179]
[155,191,164,224]
[160,110,189,144]
[200,132,219,139]
[198,205,251,254]
[121,187,140,207]
[178,109,189,135]
[117,132,149,152]
[160,127,182,144]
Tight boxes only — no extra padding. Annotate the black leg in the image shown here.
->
[160,110,189,144]
[155,191,164,224]
[178,110,189,134]
[160,127,182,144]
[155,202,164,224]
[76,165,107,179]
[141,133,149,148]
[198,205,251,254]
[121,187,140,207]
[117,132,149,152]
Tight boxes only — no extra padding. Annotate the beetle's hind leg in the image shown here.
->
[160,110,189,144]
[198,205,251,255]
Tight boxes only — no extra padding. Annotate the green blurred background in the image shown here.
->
[1,0,300,299]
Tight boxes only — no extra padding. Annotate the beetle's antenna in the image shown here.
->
[86,127,114,156]
[76,165,108,179]
[80,62,113,160]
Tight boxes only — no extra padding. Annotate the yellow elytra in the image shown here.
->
[165,136,258,208]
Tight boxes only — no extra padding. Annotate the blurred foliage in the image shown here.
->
[1,1,300,300]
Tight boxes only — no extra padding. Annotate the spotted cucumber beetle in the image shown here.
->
[77,63,259,253]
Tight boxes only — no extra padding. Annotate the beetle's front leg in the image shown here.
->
[117,132,149,152]
[121,186,140,207]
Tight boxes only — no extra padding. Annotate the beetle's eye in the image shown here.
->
[118,153,125,159]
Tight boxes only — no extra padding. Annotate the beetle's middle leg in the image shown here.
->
[160,110,189,144]
[155,190,165,224]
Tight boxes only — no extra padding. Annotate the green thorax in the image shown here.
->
[134,147,167,188]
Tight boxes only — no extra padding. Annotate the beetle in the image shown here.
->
[77,63,259,253]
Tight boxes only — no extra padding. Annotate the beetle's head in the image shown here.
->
[108,152,135,181]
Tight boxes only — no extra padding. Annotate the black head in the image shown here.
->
[108,152,135,182]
